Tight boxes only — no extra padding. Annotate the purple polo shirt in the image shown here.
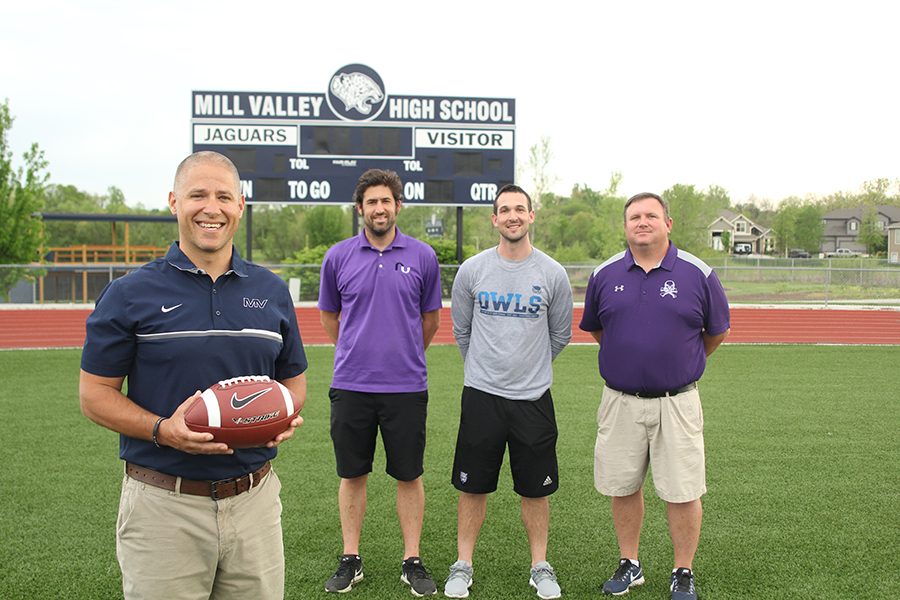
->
[318,227,442,393]
[579,242,730,393]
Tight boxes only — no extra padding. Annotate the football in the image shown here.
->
[185,375,299,448]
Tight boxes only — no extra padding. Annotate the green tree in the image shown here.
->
[0,100,48,299]
[530,180,625,262]
[721,230,732,253]
[705,185,732,217]
[663,184,709,254]
[283,244,329,301]
[793,204,824,252]
[524,136,557,208]
[253,204,307,262]
[425,238,476,297]
[771,202,798,254]
[305,206,349,247]
[858,206,886,255]
[43,184,110,247]
[771,199,823,254]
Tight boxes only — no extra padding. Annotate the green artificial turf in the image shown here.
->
[0,345,897,599]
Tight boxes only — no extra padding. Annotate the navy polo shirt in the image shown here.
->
[318,227,442,393]
[81,242,307,480]
[579,242,729,393]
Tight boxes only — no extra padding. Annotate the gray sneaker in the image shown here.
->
[530,561,561,599]
[443,560,473,598]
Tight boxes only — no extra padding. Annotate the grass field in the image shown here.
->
[1,345,898,599]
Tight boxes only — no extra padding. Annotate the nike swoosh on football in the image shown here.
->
[161,304,183,313]
[231,388,272,410]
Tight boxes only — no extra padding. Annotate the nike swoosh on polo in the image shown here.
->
[231,388,272,410]
[161,304,183,313]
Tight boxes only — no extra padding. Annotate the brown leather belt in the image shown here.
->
[125,461,271,500]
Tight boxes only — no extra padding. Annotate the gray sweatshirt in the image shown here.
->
[451,246,573,400]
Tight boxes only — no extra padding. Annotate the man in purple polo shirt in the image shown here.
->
[580,192,729,600]
[318,168,442,596]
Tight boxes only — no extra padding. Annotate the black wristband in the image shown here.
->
[152,416,168,448]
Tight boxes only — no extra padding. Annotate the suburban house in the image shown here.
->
[820,205,900,254]
[708,209,773,254]
[888,223,900,264]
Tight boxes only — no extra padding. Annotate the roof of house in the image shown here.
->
[823,205,900,222]
[708,209,771,237]
[718,208,739,222]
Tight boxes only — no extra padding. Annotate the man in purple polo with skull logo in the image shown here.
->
[579,192,729,600]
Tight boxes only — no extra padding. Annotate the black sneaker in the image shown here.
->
[401,556,437,596]
[670,568,697,600]
[325,554,363,593]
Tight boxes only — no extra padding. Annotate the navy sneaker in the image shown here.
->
[325,554,363,593]
[670,568,697,600]
[602,559,645,595]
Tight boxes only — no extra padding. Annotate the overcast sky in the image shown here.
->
[3,0,898,209]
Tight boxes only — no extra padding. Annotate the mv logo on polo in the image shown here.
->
[395,262,412,274]
[660,280,678,298]
[243,297,269,309]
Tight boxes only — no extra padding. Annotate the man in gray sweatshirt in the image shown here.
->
[443,184,573,600]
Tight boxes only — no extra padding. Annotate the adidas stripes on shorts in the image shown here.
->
[451,386,559,498]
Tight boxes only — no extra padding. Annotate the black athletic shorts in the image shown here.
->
[451,386,559,498]
[329,387,427,481]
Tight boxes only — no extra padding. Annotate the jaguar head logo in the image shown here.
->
[330,72,384,115]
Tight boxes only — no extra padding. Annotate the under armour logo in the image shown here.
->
[614,285,625,292]
[660,280,678,298]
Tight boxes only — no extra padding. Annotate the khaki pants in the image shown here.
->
[116,469,284,600]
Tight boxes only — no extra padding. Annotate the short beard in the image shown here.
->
[366,217,394,237]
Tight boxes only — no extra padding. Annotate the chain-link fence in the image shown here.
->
[2,259,899,306]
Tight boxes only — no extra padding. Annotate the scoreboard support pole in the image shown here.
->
[456,207,464,263]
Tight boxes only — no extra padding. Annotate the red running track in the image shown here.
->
[1,306,898,349]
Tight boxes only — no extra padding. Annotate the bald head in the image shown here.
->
[173,151,241,195]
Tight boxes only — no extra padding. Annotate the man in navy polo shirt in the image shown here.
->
[580,192,729,600]
[318,168,442,596]
[80,151,308,600]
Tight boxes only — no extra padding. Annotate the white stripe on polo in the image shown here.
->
[136,328,283,343]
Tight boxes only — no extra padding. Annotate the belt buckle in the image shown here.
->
[209,477,237,501]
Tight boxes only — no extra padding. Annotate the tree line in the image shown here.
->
[3,100,899,300]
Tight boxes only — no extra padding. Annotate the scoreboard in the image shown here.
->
[191,64,515,206]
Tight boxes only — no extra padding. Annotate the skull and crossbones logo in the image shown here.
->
[660,280,678,298]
